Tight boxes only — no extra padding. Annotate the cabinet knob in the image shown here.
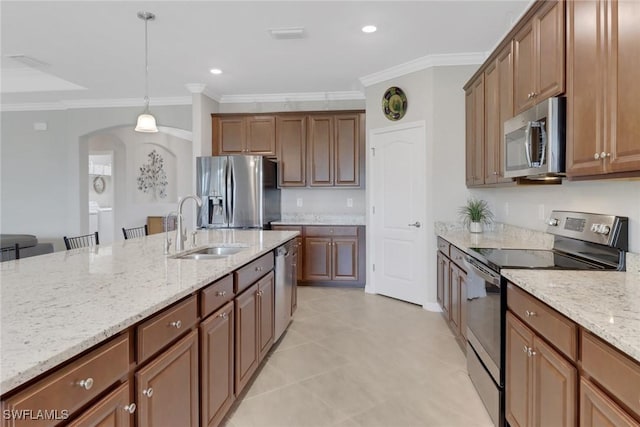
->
[123,403,137,414]
[594,152,600,160]
[255,266,263,272]
[170,320,182,329]
[143,387,154,398]
[77,378,94,390]
[527,348,537,357]
[219,312,228,320]
[523,345,529,354]
[216,290,227,297]
[525,310,537,317]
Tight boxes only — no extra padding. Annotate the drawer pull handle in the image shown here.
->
[170,320,182,329]
[216,291,227,297]
[525,310,537,317]
[143,387,154,398]
[123,403,137,414]
[77,378,94,390]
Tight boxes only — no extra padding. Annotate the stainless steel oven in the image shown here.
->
[464,210,628,427]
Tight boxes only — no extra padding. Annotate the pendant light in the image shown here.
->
[135,11,158,133]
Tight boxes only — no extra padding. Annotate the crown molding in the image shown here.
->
[359,52,489,87]
[184,83,207,94]
[218,91,365,104]
[1,96,192,112]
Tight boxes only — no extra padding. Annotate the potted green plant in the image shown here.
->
[459,198,494,233]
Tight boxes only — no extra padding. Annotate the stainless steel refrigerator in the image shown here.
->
[196,156,280,229]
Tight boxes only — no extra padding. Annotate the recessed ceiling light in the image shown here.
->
[268,27,306,39]
[210,68,222,75]
[362,25,377,33]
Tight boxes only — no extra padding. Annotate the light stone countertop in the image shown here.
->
[272,214,365,226]
[0,229,299,394]
[437,223,640,363]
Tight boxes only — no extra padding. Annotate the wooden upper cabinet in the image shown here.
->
[308,115,334,186]
[567,0,640,177]
[213,115,276,156]
[466,75,485,187]
[484,42,514,186]
[514,0,565,114]
[334,114,361,186]
[276,115,306,187]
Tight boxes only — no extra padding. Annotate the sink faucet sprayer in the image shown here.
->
[176,195,202,252]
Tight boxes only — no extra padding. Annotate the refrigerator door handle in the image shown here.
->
[228,159,235,226]
[224,159,231,226]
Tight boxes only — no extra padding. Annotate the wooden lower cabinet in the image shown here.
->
[135,330,199,427]
[291,249,298,315]
[303,227,359,283]
[580,378,640,427]
[234,271,275,396]
[506,312,577,427]
[200,302,234,427]
[436,240,467,348]
[304,237,332,281]
[68,383,133,427]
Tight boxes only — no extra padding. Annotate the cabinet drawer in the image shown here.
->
[449,246,467,268]
[305,226,358,237]
[2,334,129,426]
[581,330,640,418]
[137,295,198,363]
[507,283,577,361]
[67,382,132,427]
[235,252,274,293]
[271,225,303,233]
[437,237,450,256]
[201,275,234,319]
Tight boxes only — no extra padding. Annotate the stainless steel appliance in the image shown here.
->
[274,239,296,341]
[503,97,566,180]
[196,156,280,229]
[464,210,628,427]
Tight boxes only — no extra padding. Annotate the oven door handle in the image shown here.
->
[465,257,501,286]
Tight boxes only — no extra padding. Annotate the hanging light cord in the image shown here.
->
[143,14,150,112]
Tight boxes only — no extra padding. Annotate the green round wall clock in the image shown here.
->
[382,86,408,121]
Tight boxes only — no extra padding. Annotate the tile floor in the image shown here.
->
[224,286,494,427]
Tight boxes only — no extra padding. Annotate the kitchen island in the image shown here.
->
[0,229,297,401]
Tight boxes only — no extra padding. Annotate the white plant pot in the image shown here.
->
[469,222,483,233]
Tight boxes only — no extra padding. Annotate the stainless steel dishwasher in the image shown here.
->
[274,239,295,341]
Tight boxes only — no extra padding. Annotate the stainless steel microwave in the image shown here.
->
[503,97,566,179]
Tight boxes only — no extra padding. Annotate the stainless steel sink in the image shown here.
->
[170,245,248,260]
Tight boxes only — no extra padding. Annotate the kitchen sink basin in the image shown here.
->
[170,245,249,260]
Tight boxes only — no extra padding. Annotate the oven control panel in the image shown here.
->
[546,210,628,250]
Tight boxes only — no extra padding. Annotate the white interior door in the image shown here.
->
[370,122,427,305]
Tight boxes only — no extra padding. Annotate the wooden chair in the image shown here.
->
[0,243,20,261]
[122,225,148,240]
[64,232,99,250]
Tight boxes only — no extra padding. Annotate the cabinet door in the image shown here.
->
[532,336,577,427]
[308,115,334,186]
[277,115,306,187]
[295,237,303,282]
[459,269,468,341]
[234,283,258,395]
[442,255,450,319]
[246,116,276,156]
[608,0,640,173]
[436,252,445,309]
[200,302,234,427]
[514,21,536,113]
[303,237,332,281]
[506,312,534,427]
[472,76,485,186]
[465,88,475,187]
[291,250,298,315]
[334,114,360,186]
[136,330,198,427]
[497,42,515,183]
[449,264,461,332]
[484,60,500,184]
[566,0,606,176]
[257,272,275,362]
[68,382,133,427]
[535,0,565,101]
[214,117,245,155]
[580,378,639,427]
[332,237,358,281]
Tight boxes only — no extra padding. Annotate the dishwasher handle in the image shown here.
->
[465,256,501,286]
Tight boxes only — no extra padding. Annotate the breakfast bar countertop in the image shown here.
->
[436,223,640,364]
[0,229,298,394]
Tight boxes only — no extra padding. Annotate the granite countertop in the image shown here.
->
[0,229,298,394]
[272,214,365,226]
[436,223,640,364]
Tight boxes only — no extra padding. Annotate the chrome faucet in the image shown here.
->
[176,195,202,251]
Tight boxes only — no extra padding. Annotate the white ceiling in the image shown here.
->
[1,1,531,109]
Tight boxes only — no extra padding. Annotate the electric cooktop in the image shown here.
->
[467,247,616,272]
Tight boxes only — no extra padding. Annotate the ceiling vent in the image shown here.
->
[4,54,50,69]
[268,27,306,40]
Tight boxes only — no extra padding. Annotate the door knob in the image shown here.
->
[408,222,421,228]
